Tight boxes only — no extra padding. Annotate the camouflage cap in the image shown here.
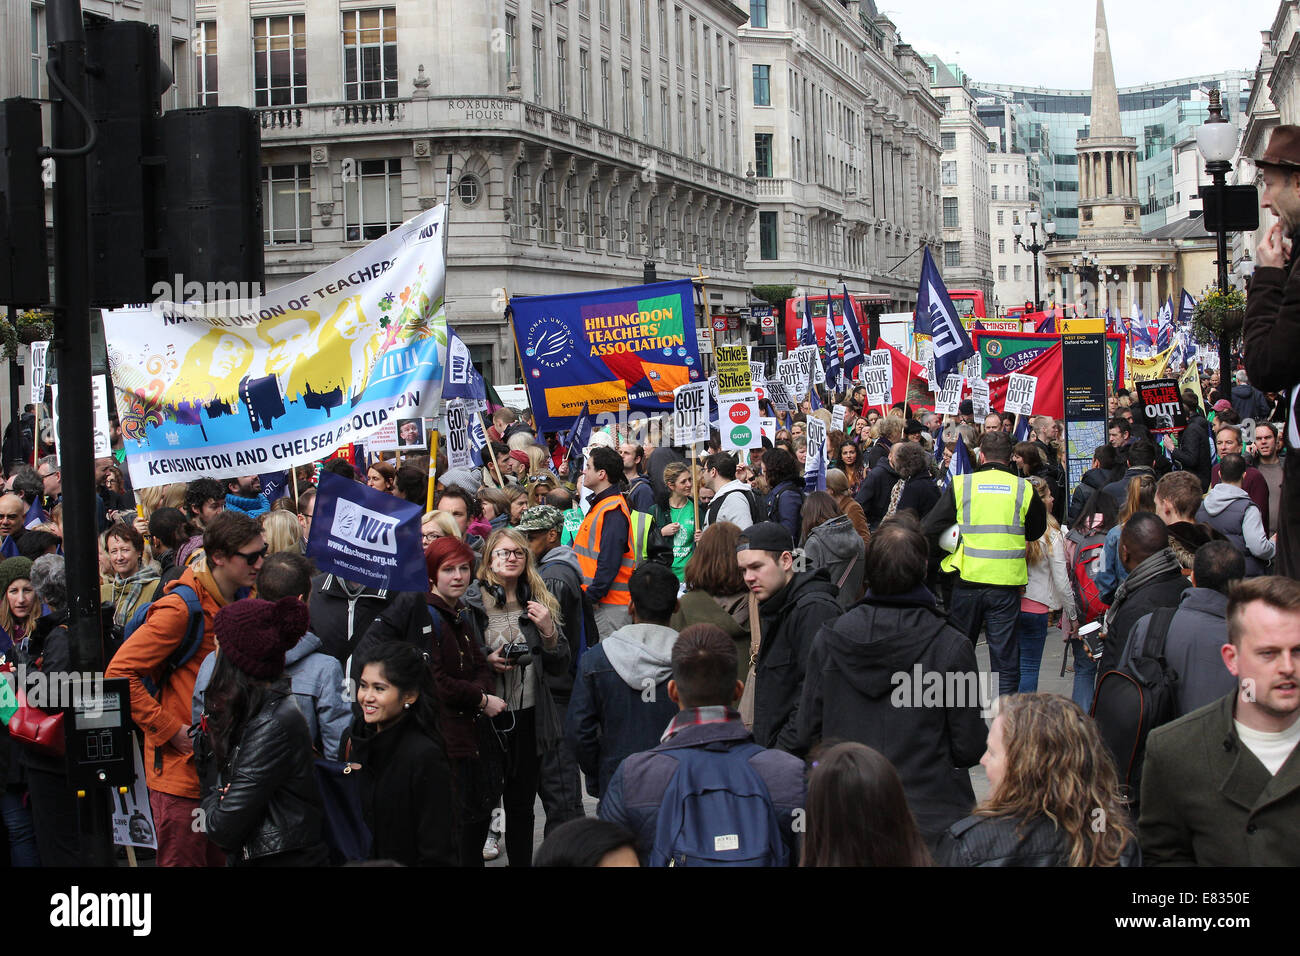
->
[515,504,565,532]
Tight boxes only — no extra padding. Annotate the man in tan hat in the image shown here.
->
[1244,124,1300,578]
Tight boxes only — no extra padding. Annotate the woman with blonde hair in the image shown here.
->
[938,693,1139,866]
[261,509,304,555]
[526,476,555,508]
[1014,476,1077,692]
[421,510,462,547]
[463,527,567,867]
[523,445,554,479]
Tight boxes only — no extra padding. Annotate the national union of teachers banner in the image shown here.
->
[105,206,449,488]
[511,279,703,432]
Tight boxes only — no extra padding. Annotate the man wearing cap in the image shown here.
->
[903,419,926,444]
[519,504,590,834]
[735,522,841,752]
[1245,124,1300,577]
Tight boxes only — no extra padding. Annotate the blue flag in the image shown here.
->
[839,285,866,378]
[562,403,592,467]
[1013,414,1031,443]
[1034,312,1056,334]
[24,497,46,530]
[913,248,975,381]
[444,326,488,407]
[258,471,290,503]
[1156,298,1174,351]
[1178,290,1196,328]
[0,537,17,559]
[800,295,817,347]
[823,316,843,394]
[1131,305,1153,348]
[972,319,987,331]
[809,387,823,412]
[306,471,426,592]
[941,435,973,493]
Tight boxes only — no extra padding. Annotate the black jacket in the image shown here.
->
[345,712,458,866]
[1169,413,1212,492]
[752,569,842,752]
[793,587,987,841]
[855,460,900,528]
[310,573,425,665]
[1100,563,1190,676]
[938,813,1141,867]
[1067,466,1110,524]
[1101,466,1156,510]
[866,437,893,471]
[199,683,328,866]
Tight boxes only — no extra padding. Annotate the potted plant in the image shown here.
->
[0,309,55,362]
[1190,287,1247,348]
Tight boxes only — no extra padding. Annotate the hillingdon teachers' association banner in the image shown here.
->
[105,206,449,488]
[511,279,703,432]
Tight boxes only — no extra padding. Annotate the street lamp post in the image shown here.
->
[1195,88,1240,378]
[1013,208,1056,311]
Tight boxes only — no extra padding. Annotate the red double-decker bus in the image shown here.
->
[946,289,987,320]
[782,293,892,352]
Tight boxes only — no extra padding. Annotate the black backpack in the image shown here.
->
[706,487,767,527]
[1090,606,1180,809]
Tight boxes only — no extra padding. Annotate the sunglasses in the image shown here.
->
[234,546,268,563]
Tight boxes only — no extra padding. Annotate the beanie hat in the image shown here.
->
[213,597,310,680]
[0,557,33,596]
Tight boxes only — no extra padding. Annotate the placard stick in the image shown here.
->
[691,443,699,531]
[426,430,439,513]
[292,468,300,510]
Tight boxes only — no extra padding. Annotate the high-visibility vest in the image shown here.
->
[629,510,655,567]
[940,471,1033,586]
[573,494,635,605]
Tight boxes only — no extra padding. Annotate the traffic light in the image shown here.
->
[0,97,49,306]
[84,19,167,307]
[162,108,264,290]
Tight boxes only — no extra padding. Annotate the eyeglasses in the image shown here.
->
[422,531,441,543]
[526,474,552,484]
[234,546,268,564]
[491,548,526,560]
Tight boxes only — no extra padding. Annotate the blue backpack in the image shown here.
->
[648,742,788,867]
[119,583,206,698]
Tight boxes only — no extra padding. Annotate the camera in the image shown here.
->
[502,641,532,666]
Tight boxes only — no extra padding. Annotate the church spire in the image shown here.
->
[1089,0,1122,138]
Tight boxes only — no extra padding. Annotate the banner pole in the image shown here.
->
[32,403,39,468]
[480,410,507,488]
[426,429,439,514]
[691,443,699,531]
[292,468,300,510]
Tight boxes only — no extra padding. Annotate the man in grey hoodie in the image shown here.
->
[193,551,351,760]
[1197,454,1276,576]
[564,562,681,800]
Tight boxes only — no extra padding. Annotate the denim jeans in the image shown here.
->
[1071,640,1098,712]
[1015,611,1049,693]
[949,585,1021,696]
[0,788,41,867]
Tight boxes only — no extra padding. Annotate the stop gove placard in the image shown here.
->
[672,381,711,445]
[1137,378,1188,434]
[718,392,762,450]
[1003,373,1037,417]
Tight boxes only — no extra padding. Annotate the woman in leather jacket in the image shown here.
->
[199,596,328,867]
[937,694,1139,867]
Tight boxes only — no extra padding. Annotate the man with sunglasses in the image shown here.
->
[107,511,264,867]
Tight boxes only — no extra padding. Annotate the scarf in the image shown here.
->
[109,564,161,629]
[1103,547,1181,633]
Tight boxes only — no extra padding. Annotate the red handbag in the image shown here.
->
[8,687,65,757]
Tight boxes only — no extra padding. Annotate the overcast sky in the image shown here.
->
[884,0,1278,89]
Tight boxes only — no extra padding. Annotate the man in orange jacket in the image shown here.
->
[106,511,264,866]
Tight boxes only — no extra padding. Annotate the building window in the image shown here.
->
[997,238,1005,253]
[674,6,683,61]
[678,93,686,150]
[580,49,591,119]
[252,15,307,107]
[661,85,671,146]
[689,16,697,73]
[505,14,517,76]
[195,21,218,106]
[601,58,611,126]
[754,133,772,177]
[996,209,1004,225]
[458,174,481,206]
[759,210,778,259]
[262,164,312,244]
[753,65,770,106]
[642,77,651,132]
[990,185,997,200]
[557,39,568,113]
[658,0,667,50]
[942,197,958,228]
[941,161,957,185]
[621,67,631,134]
[941,131,956,150]
[936,96,950,110]
[944,242,960,268]
[510,162,530,240]
[750,0,767,28]
[599,0,609,28]
[342,9,397,101]
[998,265,1007,280]
[532,27,544,103]
[620,0,631,38]
[344,159,402,241]
[640,0,650,44]
[1014,265,1021,280]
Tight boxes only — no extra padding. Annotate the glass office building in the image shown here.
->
[973,73,1251,237]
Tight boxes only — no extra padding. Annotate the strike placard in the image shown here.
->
[864,350,893,407]
[1004,373,1037,417]
[1137,378,1188,434]
[971,379,991,418]
[672,380,710,445]
[718,392,762,450]
[934,374,963,416]
[715,345,751,394]
[444,400,472,469]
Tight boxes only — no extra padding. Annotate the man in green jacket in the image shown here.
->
[1139,576,1300,865]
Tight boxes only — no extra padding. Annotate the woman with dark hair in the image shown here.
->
[938,694,1139,866]
[761,447,805,541]
[365,461,397,494]
[832,440,864,495]
[534,817,639,867]
[802,742,931,867]
[477,487,511,531]
[347,641,458,866]
[198,597,328,866]
[465,527,568,867]
[0,556,38,866]
[799,491,865,608]
[99,522,159,649]
[670,521,751,678]
[1013,441,1064,522]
